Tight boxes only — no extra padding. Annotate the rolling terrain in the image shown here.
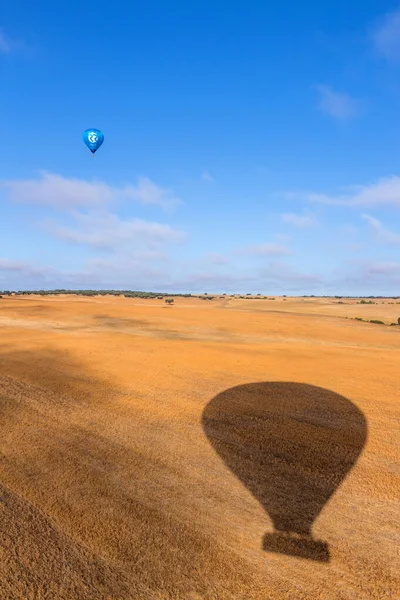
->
[0,294,398,599]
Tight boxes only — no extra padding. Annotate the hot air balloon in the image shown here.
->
[82,128,104,156]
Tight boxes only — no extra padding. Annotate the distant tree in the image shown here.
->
[398,317,400,325]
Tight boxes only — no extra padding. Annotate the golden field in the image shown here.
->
[0,294,398,599]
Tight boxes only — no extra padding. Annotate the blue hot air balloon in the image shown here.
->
[82,128,104,156]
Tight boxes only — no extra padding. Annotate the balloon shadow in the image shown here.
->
[202,382,367,562]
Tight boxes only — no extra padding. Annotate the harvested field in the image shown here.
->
[0,294,398,599]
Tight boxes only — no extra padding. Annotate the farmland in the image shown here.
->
[0,294,398,599]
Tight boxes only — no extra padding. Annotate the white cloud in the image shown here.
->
[0,259,33,272]
[123,177,183,210]
[274,232,291,242]
[258,261,322,289]
[243,243,292,257]
[170,260,324,294]
[314,84,360,120]
[366,261,400,276]
[204,252,228,265]
[340,224,358,235]
[372,9,400,62]
[297,176,400,208]
[2,172,183,211]
[46,210,185,251]
[362,214,400,244]
[3,253,400,295]
[3,172,114,209]
[82,257,169,282]
[0,256,173,290]
[180,271,254,288]
[334,259,400,292]
[281,212,318,228]
[0,258,55,285]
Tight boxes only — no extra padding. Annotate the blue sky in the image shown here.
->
[1,0,400,294]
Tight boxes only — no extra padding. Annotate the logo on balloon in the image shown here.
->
[82,128,104,156]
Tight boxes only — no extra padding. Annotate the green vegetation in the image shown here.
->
[353,316,400,327]
[165,298,174,305]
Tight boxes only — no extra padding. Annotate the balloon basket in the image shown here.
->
[263,531,330,562]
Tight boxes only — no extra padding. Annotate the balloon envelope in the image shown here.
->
[82,128,104,154]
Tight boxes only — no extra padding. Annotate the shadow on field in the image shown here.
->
[202,382,367,562]
[0,346,268,599]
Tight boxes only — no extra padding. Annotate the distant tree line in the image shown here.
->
[0,289,193,299]
[0,290,399,301]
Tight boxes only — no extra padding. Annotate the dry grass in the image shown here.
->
[0,295,398,599]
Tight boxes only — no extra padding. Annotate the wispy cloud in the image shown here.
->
[259,261,322,289]
[362,214,400,244]
[2,172,183,211]
[124,176,183,210]
[0,30,29,55]
[242,243,292,257]
[179,271,255,290]
[334,259,400,292]
[274,232,291,242]
[372,9,400,63]
[292,176,400,208]
[0,32,11,54]
[340,224,358,235]
[46,210,185,251]
[204,252,228,265]
[0,258,55,284]
[201,170,214,182]
[281,212,318,228]
[314,84,360,120]
[0,256,172,290]
[3,252,400,295]
[0,259,36,272]
[168,259,322,293]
